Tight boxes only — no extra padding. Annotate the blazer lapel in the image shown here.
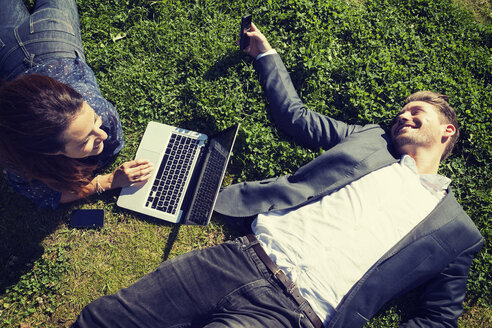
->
[379,190,460,264]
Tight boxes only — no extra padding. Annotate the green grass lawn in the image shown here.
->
[1,0,490,327]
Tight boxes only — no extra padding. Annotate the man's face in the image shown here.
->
[391,101,446,155]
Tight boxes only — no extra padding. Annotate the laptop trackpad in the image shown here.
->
[119,149,160,196]
[136,148,161,166]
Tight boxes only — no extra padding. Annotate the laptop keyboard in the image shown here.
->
[187,146,226,224]
[145,133,200,214]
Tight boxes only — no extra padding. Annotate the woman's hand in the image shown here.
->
[242,22,273,58]
[59,160,154,203]
[108,159,154,189]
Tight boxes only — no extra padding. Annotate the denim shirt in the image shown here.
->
[5,58,124,209]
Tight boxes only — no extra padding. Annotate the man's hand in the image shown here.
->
[241,22,273,58]
[109,159,154,189]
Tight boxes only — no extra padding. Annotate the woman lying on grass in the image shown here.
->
[0,0,153,209]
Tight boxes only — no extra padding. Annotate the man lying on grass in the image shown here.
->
[73,22,483,328]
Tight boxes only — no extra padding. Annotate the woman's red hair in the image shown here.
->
[0,74,97,194]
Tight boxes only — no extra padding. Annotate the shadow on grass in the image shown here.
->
[203,51,245,82]
[214,213,254,238]
[107,201,182,261]
[162,223,181,261]
[0,180,70,295]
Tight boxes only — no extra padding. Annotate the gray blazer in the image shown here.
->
[214,54,483,327]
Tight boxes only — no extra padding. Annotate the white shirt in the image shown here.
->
[252,155,450,324]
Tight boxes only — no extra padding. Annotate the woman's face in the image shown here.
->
[57,102,108,158]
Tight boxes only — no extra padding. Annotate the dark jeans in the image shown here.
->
[0,0,85,80]
[73,236,315,328]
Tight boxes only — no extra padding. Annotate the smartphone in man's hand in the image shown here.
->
[239,14,252,50]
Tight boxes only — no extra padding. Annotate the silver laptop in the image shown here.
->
[117,122,239,225]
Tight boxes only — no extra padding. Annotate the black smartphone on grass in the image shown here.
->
[70,209,105,229]
[240,14,252,50]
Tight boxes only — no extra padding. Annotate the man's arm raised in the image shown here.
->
[244,23,374,150]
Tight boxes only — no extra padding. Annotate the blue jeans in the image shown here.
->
[73,236,315,328]
[0,0,85,80]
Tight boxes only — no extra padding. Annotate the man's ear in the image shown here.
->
[441,124,456,143]
[443,124,456,136]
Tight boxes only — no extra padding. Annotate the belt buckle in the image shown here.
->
[273,268,295,293]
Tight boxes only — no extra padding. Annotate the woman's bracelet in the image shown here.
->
[95,175,106,195]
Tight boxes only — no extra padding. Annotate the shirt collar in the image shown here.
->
[399,155,451,196]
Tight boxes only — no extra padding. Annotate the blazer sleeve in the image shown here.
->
[400,238,483,328]
[254,53,374,151]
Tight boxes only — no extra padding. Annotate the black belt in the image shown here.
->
[246,234,323,328]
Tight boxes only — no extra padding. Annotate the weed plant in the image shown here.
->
[0,0,490,326]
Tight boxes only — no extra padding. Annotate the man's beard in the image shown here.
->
[392,126,438,150]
